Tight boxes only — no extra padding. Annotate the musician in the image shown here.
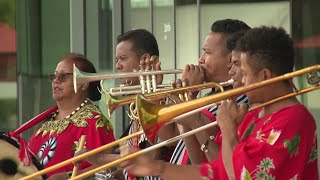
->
[160,19,250,165]
[78,29,170,180]
[28,53,115,179]
[120,27,319,179]
[115,28,168,180]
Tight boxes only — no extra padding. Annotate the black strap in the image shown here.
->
[111,120,134,154]
[120,120,133,138]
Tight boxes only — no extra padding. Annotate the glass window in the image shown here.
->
[176,0,199,71]
[153,0,176,84]
[0,0,16,132]
[292,0,320,137]
[123,0,151,31]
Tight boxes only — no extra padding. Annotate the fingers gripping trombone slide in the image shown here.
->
[70,135,86,178]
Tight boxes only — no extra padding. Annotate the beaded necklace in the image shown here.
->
[35,98,90,137]
[52,98,89,120]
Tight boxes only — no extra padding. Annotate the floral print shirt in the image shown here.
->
[200,104,318,180]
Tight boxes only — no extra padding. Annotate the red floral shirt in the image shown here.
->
[200,104,318,180]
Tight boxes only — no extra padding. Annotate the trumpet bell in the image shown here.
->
[104,91,136,117]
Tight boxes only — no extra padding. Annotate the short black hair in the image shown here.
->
[62,53,101,101]
[211,19,251,34]
[236,26,294,75]
[211,19,250,53]
[117,29,159,57]
[226,30,249,51]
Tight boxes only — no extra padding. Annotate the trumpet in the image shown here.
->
[108,84,173,96]
[21,65,320,180]
[73,64,183,93]
[102,79,234,116]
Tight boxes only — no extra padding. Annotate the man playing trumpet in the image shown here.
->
[120,26,319,179]
[80,29,172,180]
[159,19,251,165]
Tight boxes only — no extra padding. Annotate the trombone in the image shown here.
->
[20,65,320,180]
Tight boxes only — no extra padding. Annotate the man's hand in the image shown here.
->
[216,100,248,129]
[140,55,163,86]
[182,64,205,86]
[120,148,163,177]
[74,148,118,166]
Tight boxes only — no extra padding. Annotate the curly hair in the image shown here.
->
[61,53,101,101]
[117,29,159,58]
[236,26,294,76]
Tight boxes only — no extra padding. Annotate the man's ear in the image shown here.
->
[227,53,232,68]
[260,68,273,80]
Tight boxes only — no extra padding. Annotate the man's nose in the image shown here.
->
[198,54,205,64]
[228,66,235,76]
[116,62,122,70]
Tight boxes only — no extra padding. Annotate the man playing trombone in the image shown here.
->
[120,26,319,179]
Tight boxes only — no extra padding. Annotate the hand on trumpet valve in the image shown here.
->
[140,55,163,85]
[217,99,248,128]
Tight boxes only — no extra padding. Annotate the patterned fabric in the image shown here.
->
[169,95,248,165]
[200,104,318,180]
[124,108,162,180]
[29,102,115,177]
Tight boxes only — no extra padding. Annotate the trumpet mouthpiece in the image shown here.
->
[220,79,234,86]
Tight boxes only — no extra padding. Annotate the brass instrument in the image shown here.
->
[20,65,320,180]
[20,80,227,180]
[103,79,234,116]
[136,65,320,140]
[73,64,183,93]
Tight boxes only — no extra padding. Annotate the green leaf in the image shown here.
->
[96,119,104,129]
[72,143,78,151]
[241,167,252,180]
[241,123,255,140]
[283,135,301,157]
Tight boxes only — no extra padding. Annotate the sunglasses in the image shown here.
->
[48,73,73,83]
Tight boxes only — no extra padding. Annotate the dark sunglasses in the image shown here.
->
[48,73,73,83]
